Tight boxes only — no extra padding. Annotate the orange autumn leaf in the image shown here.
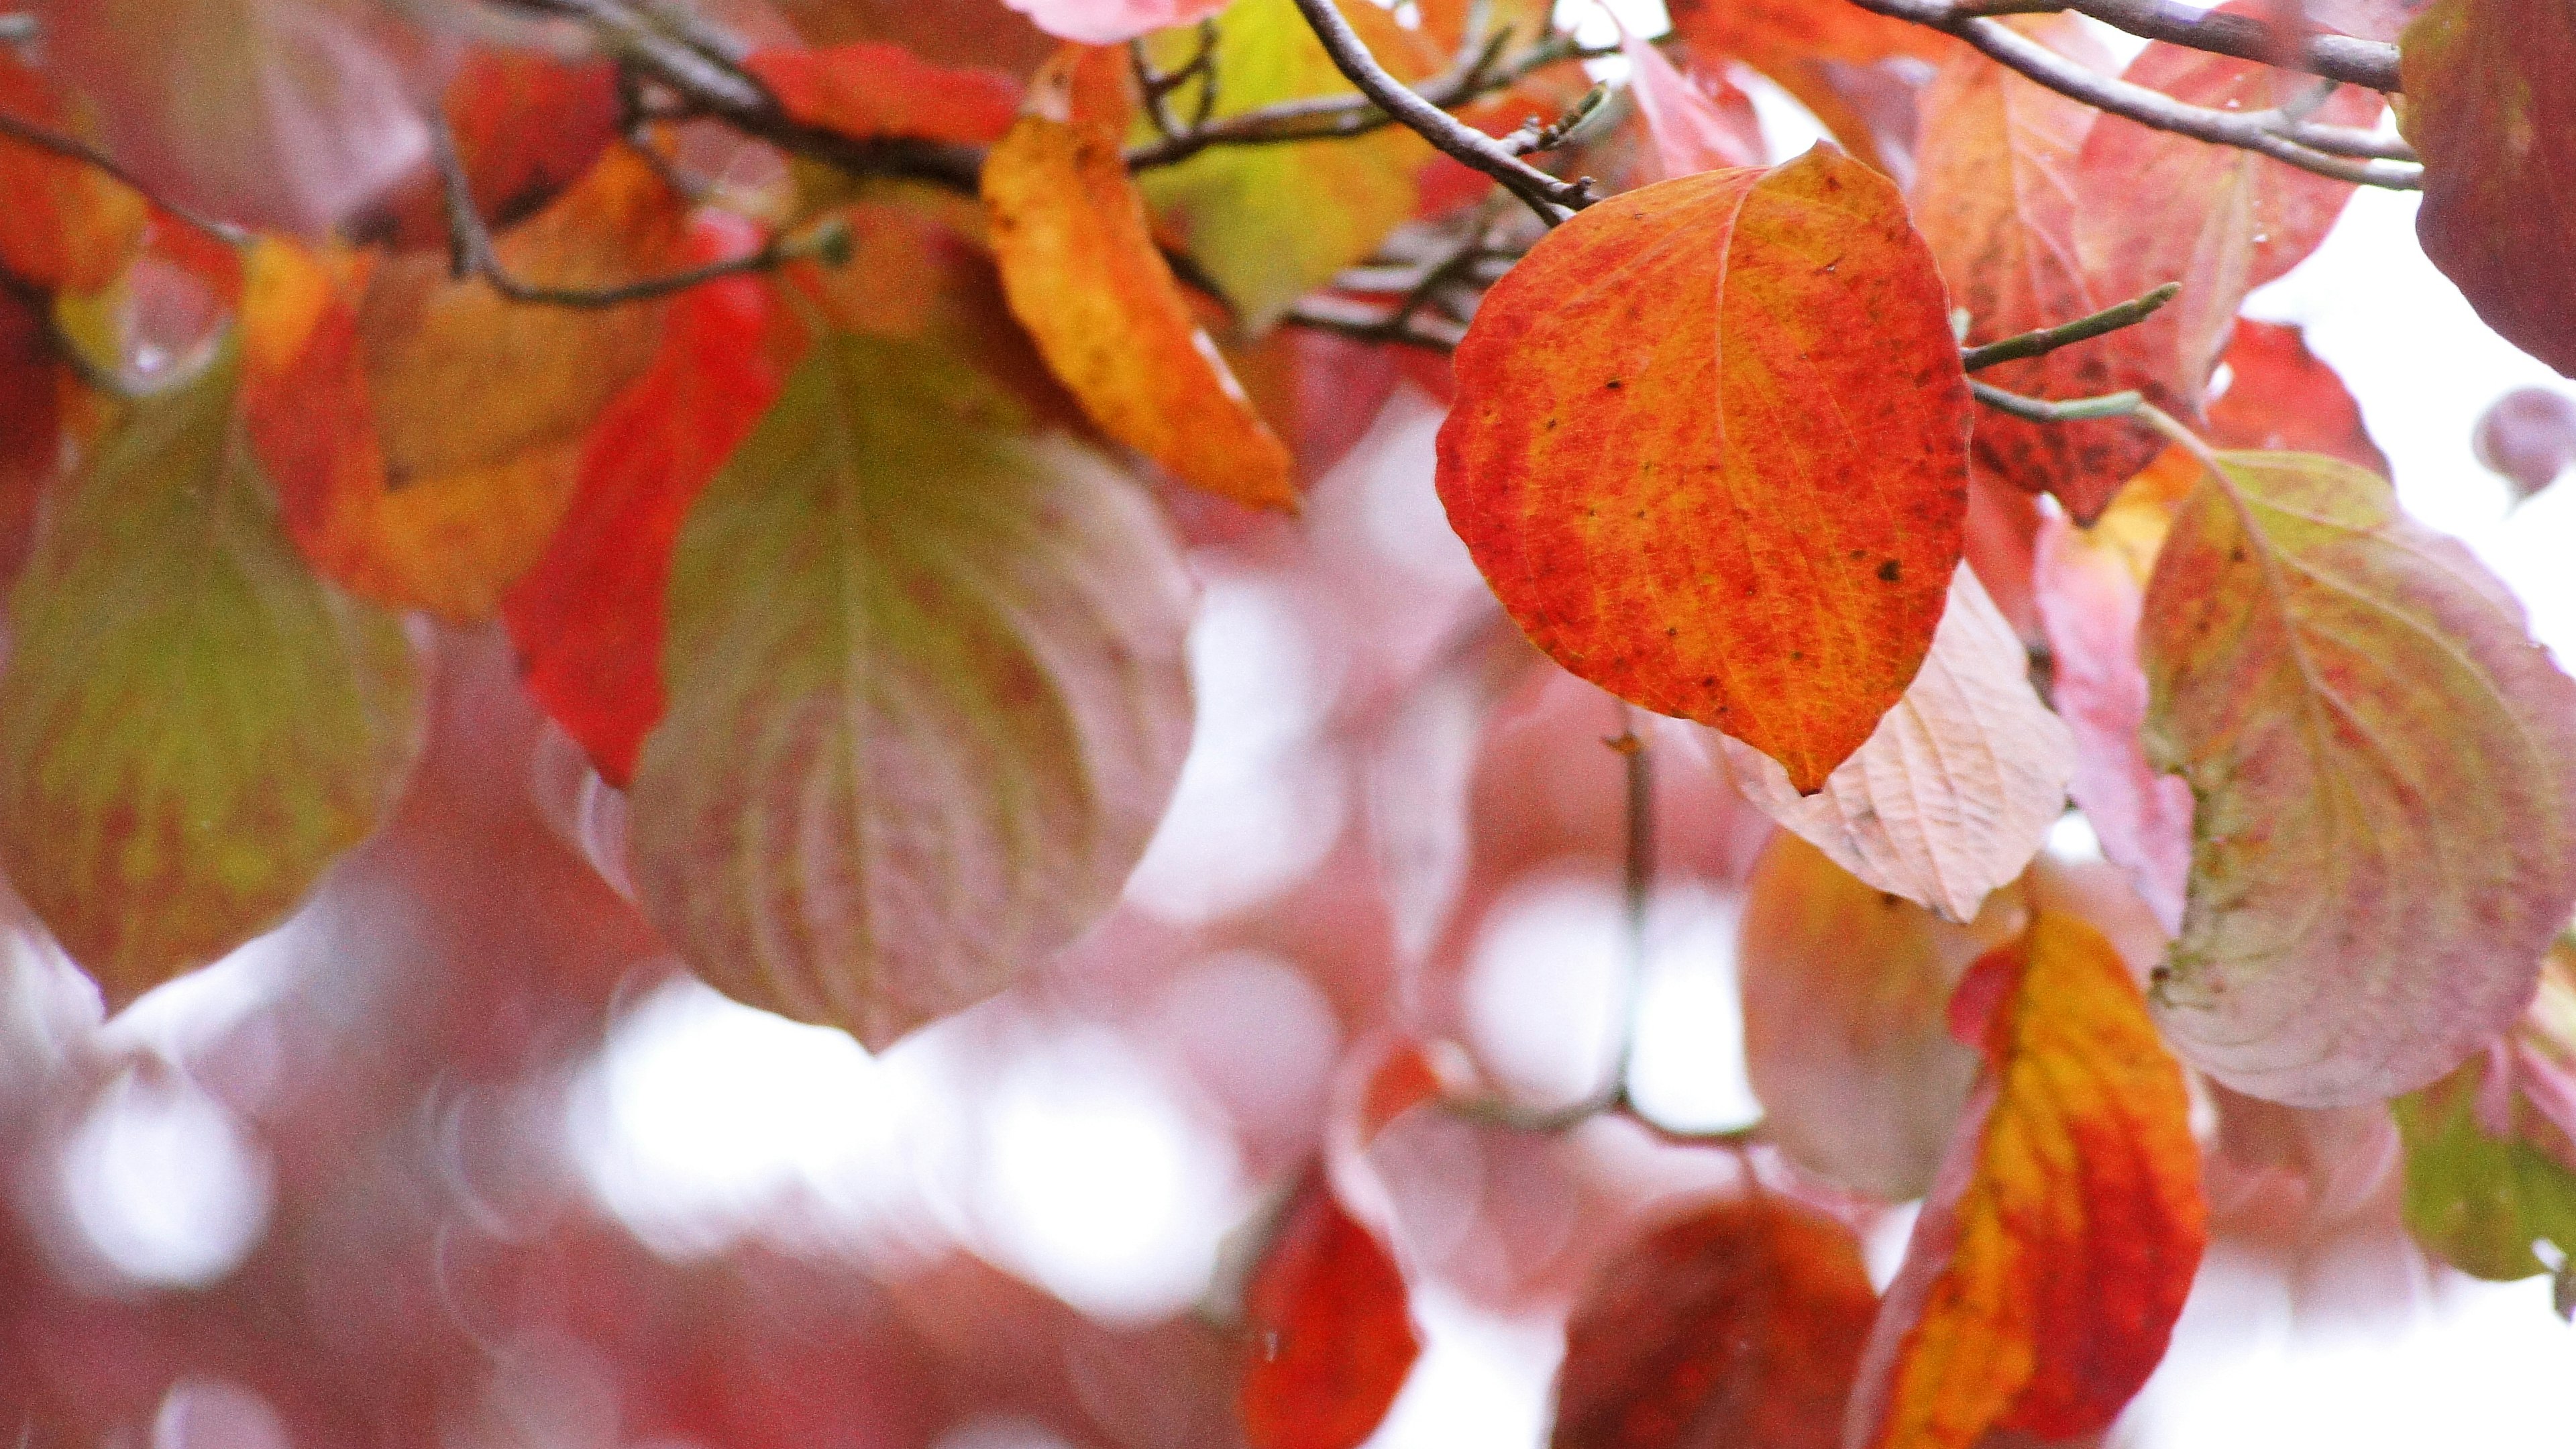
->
[984,45,1296,511]
[745,40,1022,144]
[244,144,688,620]
[0,54,146,292]
[1845,911,2205,1449]
[1552,1196,1879,1449]
[502,212,808,788]
[1437,148,1972,793]
[1239,1172,1421,1449]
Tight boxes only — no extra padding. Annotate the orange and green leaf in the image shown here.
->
[2402,0,2576,376]
[1438,148,1972,793]
[1239,1172,1421,1449]
[986,45,1295,511]
[2140,451,2576,1104]
[0,344,423,1006]
[1552,1196,1878,1449]
[1846,911,2204,1449]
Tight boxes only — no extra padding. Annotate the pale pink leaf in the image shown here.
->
[1621,28,1766,179]
[1004,0,1232,44]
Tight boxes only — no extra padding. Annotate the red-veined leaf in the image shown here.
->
[625,325,1192,1048]
[2140,451,2576,1104]
[1552,1196,1878,1449]
[1739,833,2009,1199]
[1845,911,2205,1449]
[1239,1171,1421,1449]
[0,53,146,291]
[2402,0,2576,376]
[1713,568,2072,923]
[501,212,808,788]
[1439,147,1972,793]
[985,45,1297,511]
[0,344,423,1005]
[744,41,1023,144]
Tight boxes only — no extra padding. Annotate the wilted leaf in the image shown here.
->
[2140,451,2576,1104]
[1911,28,2167,523]
[2393,938,2576,1279]
[2204,319,2387,472]
[0,345,423,1005]
[502,213,807,788]
[246,145,688,620]
[2472,386,2576,500]
[627,327,1193,1049]
[745,41,1024,144]
[2402,0,2576,376]
[1621,25,1766,180]
[1715,568,2074,924]
[1134,0,1440,329]
[1552,1196,1878,1449]
[1845,912,2204,1449]
[1738,833,2008,1200]
[0,54,147,291]
[985,46,1297,511]
[1008,0,1232,44]
[2074,11,2377,409]
[2033,490,2192,934]
[1439,148,1972,793]
[1239,1172,1421,1449]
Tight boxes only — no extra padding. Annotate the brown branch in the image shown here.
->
[0,111,250,246]
[1285,0,1593,223]
[1849,1,2420,187]
[428,117,846,308]
[1980,0,2404,92]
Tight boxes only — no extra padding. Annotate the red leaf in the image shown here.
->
[2204,319,2387,472]
[502,213,808,787]
[0,53,146,291]
[1239,1173,1421,1449]
[1552,1197,1878,1449]
[745,42,1023,145]
[1621,26,1766,180]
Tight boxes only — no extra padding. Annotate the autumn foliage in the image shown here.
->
[1,0,2575,1444]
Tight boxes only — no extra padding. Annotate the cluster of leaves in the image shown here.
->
[5,0,2576,1443]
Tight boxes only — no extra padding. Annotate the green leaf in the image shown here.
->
[1134,0,1434,331]
[2394,1061,2576,1281]
[627,327,1195,1050]
[0,345,424,1006]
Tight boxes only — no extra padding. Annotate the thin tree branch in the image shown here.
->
[428,117,847,308]
[1971,378,2148,422]
[1962,280,2180,370]
[0,111,250,246]
[1285,0,1593,223]
[1976,0,2404,93]
[1849,0,2420,186]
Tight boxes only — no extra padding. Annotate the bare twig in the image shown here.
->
[1963,0,2403,92]
[1962,281,2180,370]
[1971,378,2148,422]
[0,111,250,246]
[428,117,847,308]
[1500,80,1613,156]
[1848,0,2420,186]
[1132,20,1220,142]
[1287,292,1468,350]
[1285,0,1593,223]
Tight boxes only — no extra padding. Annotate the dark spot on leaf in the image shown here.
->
[1878,559,1902,582]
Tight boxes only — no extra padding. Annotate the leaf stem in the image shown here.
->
[1961,281,2180,371]
[1969,379,2146,422]
[0,111,250,247]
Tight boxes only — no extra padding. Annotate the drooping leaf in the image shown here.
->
[0,345,423,1005]
[745,41,1024,144]
[2472,386,2576,500]
[32,0,433,235]
[1911,28,2168,523]
[244,144,688,620]
[1714,568,2073,924]
[2072,14,2378,409]
[1845,911,2205,1449]
[1007,0,1232,45]
[2033,485,2193,934]
[0,54,147,292]
[0,287,58,588]
[1133,0,1440,329]
[1620,25,1766,180]
[1238,1171,1421,1449]
[1663,0,1948,174]
[627,327,1193,1049]
[1551,1196,1878,1449]
[502,213,808,788]
[1737,833,2005,1200]
[2139,451,2576,1104]
[2203,319,2387,472]
[1439,148,1972,793]
[985,45,1297,510]
[2402,0,2576,376]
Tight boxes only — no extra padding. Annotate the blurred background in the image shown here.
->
[3,1,2573,1445]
